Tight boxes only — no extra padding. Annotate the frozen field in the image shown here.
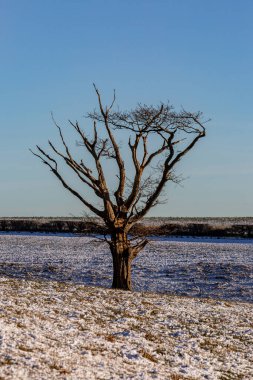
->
[0,233,252,379]
[0,233,252,303]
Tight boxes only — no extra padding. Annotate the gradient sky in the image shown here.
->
[0,0,253,217]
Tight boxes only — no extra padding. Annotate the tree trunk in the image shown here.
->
[110,230,133,290]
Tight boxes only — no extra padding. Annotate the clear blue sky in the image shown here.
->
[0,0,253,217]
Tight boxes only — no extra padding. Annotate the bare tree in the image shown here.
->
[32,85,206,290]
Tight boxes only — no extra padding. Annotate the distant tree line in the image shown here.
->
[0,218,253,238]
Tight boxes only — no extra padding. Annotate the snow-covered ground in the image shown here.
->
[0,233,252,379]
[0,233,252,303]
[0,278,252,379]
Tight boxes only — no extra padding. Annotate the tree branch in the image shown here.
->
[93,84,126,205]
[30,147,105,218]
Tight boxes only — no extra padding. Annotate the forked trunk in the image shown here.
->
[110,230,133,290]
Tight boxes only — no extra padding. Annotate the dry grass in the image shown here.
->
[0,277,252,379]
